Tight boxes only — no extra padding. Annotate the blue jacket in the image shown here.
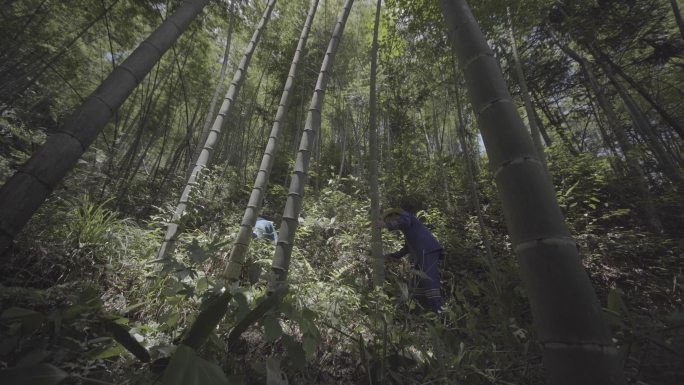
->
[253,217,278,242]
[385,211,442,259]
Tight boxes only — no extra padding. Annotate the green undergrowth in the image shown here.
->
[1,169,683,384]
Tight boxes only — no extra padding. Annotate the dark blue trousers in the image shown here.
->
[413,250,442,312]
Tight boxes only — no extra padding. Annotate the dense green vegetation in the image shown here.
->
[0,0,682,384]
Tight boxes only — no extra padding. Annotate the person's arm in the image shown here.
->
[385,242,409,259]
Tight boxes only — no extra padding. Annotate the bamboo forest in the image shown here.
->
[1,0,683,384]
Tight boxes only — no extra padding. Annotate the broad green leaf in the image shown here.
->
[94,344,126,359]
[563,180,580,197]
[161,345,232,385]
[100,315,129,325]
[607,289,626,315]
[123,302,146,314]
[266,358,289,385]
[62,304,88,320]
[0,363,68,385]
[0,307,41,320]
[197,277,209,293]
[188,239,209,264]
[0,307,44,333]
[161,312,181,329]
[302,334,319,359]
[282,335,305,370]
[262,317,283,342]
[79,285,101,304]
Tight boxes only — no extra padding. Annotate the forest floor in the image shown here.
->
[0,188,683,384]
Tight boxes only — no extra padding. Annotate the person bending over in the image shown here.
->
[377,207,443,313]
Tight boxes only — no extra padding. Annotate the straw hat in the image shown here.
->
[381,208,405,220]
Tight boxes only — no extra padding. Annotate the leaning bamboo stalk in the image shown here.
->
[269,0,355,287]
[0,0,211,255]
[507,9,547,171]
[368,0,384,288]
[188,6,236,177]
[156,0,277,260]
[180,0,351,352]
[222,0,320,280]
[439,1,625,384]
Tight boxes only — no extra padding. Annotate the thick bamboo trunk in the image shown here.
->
[156,0,276,260]
[270,0,354,287]
[369,0,384,287]
[222,0,319,280]
[0,0,211,255]
[439,1,625,384]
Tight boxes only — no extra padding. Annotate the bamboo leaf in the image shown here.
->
[282,335,305,369]
[266,358,289,385]
[93,344,126,359]
[161,345,232,385]
[607,289,626,315]
[161,312,181,330]
[302,334,318,359]
[0,307,44,333]
[562,180,580,197]
[262,317,283,342]
[188,239,209,264]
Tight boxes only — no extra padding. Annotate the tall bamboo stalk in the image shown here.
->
[180,0,353,352]
[0,0,211,255]
[188,5,236,178]
[452,66,495,278]
[507,9,548,171]
[269,0,355,288]
[439,1,625,383]
[369,0,384,288]
[156,0,277,260]
[671,0,684,42]
[222,0,319,280]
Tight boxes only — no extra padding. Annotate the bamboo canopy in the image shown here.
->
[0,0,212,255]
